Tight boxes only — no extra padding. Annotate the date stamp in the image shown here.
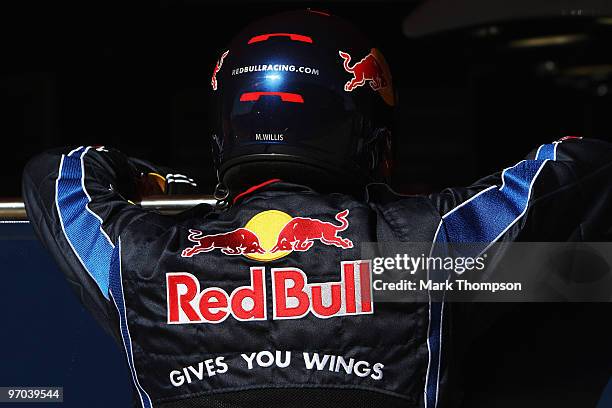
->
[0,387,63,403]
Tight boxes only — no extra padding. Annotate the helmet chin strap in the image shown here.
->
[213,168,230,210]
[211,133,230,209]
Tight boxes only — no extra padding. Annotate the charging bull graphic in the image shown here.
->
[211,50,229,91]
[182,228,265,257]
[270,209,353,252]
[339,50,387,92]
[181,209,353,259]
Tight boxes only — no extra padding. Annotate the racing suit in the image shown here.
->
[21,138,612,408]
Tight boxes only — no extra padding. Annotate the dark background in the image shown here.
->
[3,0,612,196]
[1,1,612,407]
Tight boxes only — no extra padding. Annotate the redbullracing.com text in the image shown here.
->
[232,64,320,76]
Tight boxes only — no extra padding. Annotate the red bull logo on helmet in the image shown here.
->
[339,48,395,106]
[181,209,353,262]
[211,50,229,91]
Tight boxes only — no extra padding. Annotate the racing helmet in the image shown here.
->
[210,9,395,196]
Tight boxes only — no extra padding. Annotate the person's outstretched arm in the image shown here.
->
[21,145,197,337]
[429,137,612,247]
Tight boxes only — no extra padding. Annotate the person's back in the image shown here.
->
[111,179,436,407]
[22,9,612,408]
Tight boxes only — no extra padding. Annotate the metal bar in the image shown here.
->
[0,200,27,220]
[0,196,216,221]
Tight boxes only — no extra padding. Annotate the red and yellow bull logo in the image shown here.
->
[169,209,372,324]
[181,209,353,262]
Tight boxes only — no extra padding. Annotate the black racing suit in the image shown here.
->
[22,138,612,408]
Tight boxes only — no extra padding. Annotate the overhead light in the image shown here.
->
[509,34,587,48]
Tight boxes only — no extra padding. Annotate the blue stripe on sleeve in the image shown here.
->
[436,141,557,250]
[55,146,114,299]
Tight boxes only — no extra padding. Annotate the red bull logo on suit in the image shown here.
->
[170,210,367,324]
[270,209,353,252]
[182,228,265,257]
[181,209,353,261]
[166,261,373,324]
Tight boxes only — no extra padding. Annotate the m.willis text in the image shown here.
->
[170,350,384,387]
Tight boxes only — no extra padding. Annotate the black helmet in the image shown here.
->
[210,9,395,196]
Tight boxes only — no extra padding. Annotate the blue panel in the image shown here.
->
[56,147,114,298]
[0,222,131,407]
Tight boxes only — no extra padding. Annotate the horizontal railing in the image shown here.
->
[0,196,217,221]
